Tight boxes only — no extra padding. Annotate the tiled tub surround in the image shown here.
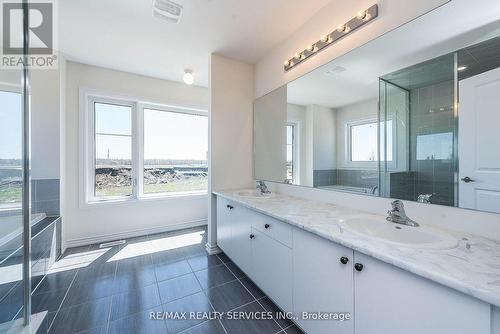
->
[32,179,60,216]
[313,169,378,190]
[214,190,500,308]
[31,226,301,334]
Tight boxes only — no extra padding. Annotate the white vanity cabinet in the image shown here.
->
[293,228,354,334]
[353,252,491,334]
[216,196,495,334]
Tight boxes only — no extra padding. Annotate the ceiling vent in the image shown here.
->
[325,66,347,76]
[153,0,183,23]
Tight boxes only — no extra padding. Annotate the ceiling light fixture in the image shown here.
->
[457,66,468,71]
[183,70,194,85]
[284,4,378,72]
[152,0,183,23]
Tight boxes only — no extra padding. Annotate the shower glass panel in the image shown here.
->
[0,68,26,328]
[0,2,30,330]
[379,54,456,206]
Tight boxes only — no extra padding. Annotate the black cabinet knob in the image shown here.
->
[226,204,234,210]
[354,263,364,272]
[264,224,270,229]
[340,256,349,265]
[461,176,475,183]
[249,234,255,239]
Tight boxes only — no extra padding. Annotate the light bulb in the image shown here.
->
[457,66,468,71]
[299,52,306,60]
[321,35,332,43]
[183,70,194,85]
[306,45,314,52]
[357,10,367,20]
[337,24,346,33]
[294,52,301,59]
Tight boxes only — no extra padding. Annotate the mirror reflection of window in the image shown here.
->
[416,132,453,160]
[286,123,295,182]
[350,120,393,162]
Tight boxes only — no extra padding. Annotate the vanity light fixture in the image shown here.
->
[284,4,378,72]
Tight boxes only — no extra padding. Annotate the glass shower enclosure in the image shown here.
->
[379,53,457,206]
[0,1,32,330]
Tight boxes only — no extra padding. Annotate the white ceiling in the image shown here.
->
[287,2,500,109]
[59,0,332,87]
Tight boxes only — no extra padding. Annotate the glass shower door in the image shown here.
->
[0,1,30,330]
[0,66,26,329]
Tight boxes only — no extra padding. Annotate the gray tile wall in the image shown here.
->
[408,80,455,206]
[313,169,378,188]
[32,179,60,216]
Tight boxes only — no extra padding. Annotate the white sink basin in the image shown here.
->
[237,190,275,199]
[339,214,457,250]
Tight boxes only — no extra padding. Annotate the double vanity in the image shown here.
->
[214,189,500,334]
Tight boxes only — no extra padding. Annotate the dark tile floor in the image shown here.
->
[32,226,304,334]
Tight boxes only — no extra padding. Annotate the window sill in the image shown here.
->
[81,191,208,208]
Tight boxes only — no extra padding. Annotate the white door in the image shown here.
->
[231,205,253,274]
[293,228,354,334]
[459,67,500,213]
[354,252,490,334]
[251,228,293,312]
[216,198,233,253]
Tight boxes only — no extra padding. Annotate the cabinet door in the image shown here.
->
[216,198,233,253]
[354,252,491,334]
[231,205,253,274]
[251,228,293,312]
[293,228,354,334]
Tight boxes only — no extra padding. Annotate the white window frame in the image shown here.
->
[345,118,396,169]
[79,88,208,207]
[286,121,300,184]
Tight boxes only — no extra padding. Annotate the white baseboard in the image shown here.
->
[205,242,222,255]
[63,219,207,250]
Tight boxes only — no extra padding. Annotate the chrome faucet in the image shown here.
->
[256,180,271,195]
[386,200,419,227]
[417,194,433,204]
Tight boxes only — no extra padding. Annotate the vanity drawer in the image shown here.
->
[252,211,293,248]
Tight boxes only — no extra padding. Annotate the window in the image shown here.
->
[349,120,393,162]
[83,92,208,204]
[94,102,133,199]
[0,90,22,209]
[143,108,208,195]
[286,124,295,181]
[416,132,453,160]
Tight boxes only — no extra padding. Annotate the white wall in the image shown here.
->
[207,54,254,253]
[31,68,62,179]
[310,105,336,170]
[254,0,450,98]
[63,61,210,247]
[254,86,287,182]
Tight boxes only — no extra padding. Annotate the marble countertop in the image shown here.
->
[214,189,500,307]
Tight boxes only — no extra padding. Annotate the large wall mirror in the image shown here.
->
[254,10,500,214]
